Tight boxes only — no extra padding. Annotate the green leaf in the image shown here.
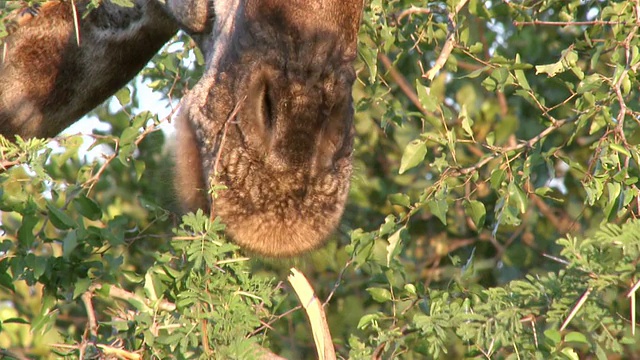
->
[47,204,76,230]
[133,159,146,182]
[399,140,427,174]
[0,272,15,292]
[463,200,486,229]
[460,105,474,138]
[73,278,92,299]
[115,87,131,106]
[482,68,513,91]
[514,54,531,90]
[469,42,483,54]
[560,348,580,360]
[144,271,160,304]
[63,231,78,259]
[120,126,139,145]
[486,132,495,147]
[72,195,102,221]
[564,332,589,344]
[544,329,562,346]
[386,227,405,266]
[17,213,38,248]
[357,313,382,329]
[388,193,411,207]
[110,0,135,7]
[460,65,489,79]
[404,284,417,295]
[490,168,506,190]
[416,80,438,112]
[508,182,528,214]
[2,317,29,324]
[428,198,448,225]
[609,143,630,157]
[577,74,604,94]
[359,45,378,83]
[603,182,621,219]
[366,287,392,303]
[194,46,205,66]
[535,49,578,78]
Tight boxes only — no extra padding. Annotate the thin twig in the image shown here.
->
[85,148,118,195]
[560,287,593,331]
[423,0,470,81]
[377,52,435,118]
[248,280,302,337]
[209,96,246,219]
[323,258,354,306]
[447,117,572,177]
[632,290,636,336]
[628,278,640,298]
[81,292,98,338]
[104,285,176,312]
[95,344,141,360]
[396,6,432,22]
[213,96,246,176]
[514,20,630,26]
[71,0,80,46]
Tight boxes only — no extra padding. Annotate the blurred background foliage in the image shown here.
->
[1,0,639,358]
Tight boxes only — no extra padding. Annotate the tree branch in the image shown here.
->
[448,117,573,177]
[423,0,470,81]
[377,52,435,118]
[288,267,336,360]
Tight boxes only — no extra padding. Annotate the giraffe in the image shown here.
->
[0,0,363,257]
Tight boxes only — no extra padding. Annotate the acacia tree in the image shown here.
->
[1,0,639,359]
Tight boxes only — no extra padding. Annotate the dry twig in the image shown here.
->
[288,267,336,360]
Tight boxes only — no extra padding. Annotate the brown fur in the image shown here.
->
[176,0,363,256]
[174,105,209,213]
[0,0,177,138]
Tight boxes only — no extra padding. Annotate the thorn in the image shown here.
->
[560,287,592,331]
[71,0,80,46]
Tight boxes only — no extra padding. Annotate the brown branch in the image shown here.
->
[104,285,176,312]
[456,60,485,72]
[611,0,640,146]
[81,292,98,338]
[423,0,470,81]
[396,6,432,22]
[84,93,181,194]
[323,258,354,306]
[288,268,336,360]
[201,318,211,355]
[95,344,141,360]
[0,159,19,170]
[248,281,302,337]
[448,117,573,177]
[513,20,630,26]
[85,146,118,195]
[377,52,435,118]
